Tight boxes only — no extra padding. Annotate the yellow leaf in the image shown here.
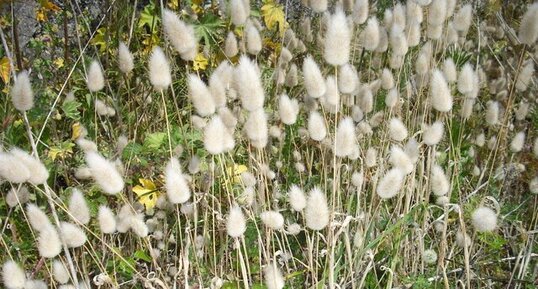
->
[167,0,179,9]
[53,57,64,68]
[193,53,208,71]
[222,164,248,187]
[36,8,47,22]
[133,178,160,209]
[40,0,61,12]
[0,57,10,84]
[261,0,288,35]
[191,3,203,14]
[71,122,82,140]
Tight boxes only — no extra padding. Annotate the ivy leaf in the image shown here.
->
[62,100,81,121]
[143,132,167,151]
[261,0,288,35]
[133,250,152,262]
[138,3,160,31]
[0,56,10,84]
[194,13,225,46]
[132,178,160,209]
[48,141,75,161]
[90,28,107,52]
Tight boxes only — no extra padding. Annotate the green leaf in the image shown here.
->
[143,132,167,150]
[194,13,225,46]
[138,2,160,31]
[61,100,81,120]
[133,249,152,262]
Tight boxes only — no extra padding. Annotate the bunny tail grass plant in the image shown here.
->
[2,1,538,288]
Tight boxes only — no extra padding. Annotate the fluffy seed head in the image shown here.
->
[427,0,447,26]
[234,55,265,111]
[308,111,327,141]
[390,25,408,56]
[358,87,373,113]
[310,0,327,12]
[37,226,61,258]
[230,0,248,26]
[0,152,30,184]
[377,168,404,199]
[407,23,421,47]
[322,76,339,111]
[303,56,326,98]
[442,58,457,83]
[338,63,358,93]
[352,0,368,24]
[305,187,329,230]
[26,204,51,232]
[453,4,472,32]
[165,158,191,204]
[427,23,443,39]
[225,32,239,57]
[85,151,124,194]
[52,260,70,284]
[510,131,526,153]
[381,68,394,89]
[389,145,414,174]
[360,17,380,51]
[518,3,538,45]
[148,46,171,91]
[389,118,408,141]
[6,186,30,208]
[9,148,48,184]
[285,63,298,87]
[529,177,538,194]
[264,262,285,289]
[423,249,438,264]
[68,188,90,225]
[288,185,306,211]
[516,62,534,91]
[130,216,148,237]
[60,222,87,248]
[2,260,26,289]
[118,42,134,73]
[457,63,475,94]
[430,69,453,112]
[227,205,246,238]
[98,205,117,234]
[324,9,351,65]
[188,74,216,116]
[260,211,284,230]
[422,121,444,146]
[11,71,34,111]
[204,115,235,154]
[334,117,356,158]
[86,60,105,92]
[472,207,497,232]
[246,24,262,55]
[162,9,197,55]
[244,109,268,148]
[430,165,450,196]
[406,0,423,24]
[485,101,499,126]
[278,94,299,125]
[385,88,398,108]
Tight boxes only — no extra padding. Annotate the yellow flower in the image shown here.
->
[193,53,209,71]
[132,178,161,209]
